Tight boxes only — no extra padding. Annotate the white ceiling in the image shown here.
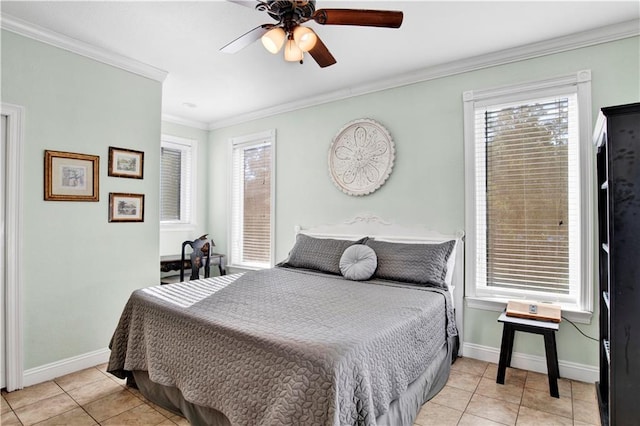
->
[2,1,639,128]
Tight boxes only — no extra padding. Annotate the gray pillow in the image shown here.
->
[340,245,378,281]
[283,234,367,275]
[365,239,455,287]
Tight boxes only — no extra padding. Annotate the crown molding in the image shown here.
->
[1,13,168,82]
[162,114,209,131]
[208,18,639,129]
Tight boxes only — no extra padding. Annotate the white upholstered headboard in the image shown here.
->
[295,214,464,354]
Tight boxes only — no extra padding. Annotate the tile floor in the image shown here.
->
[1,358,601,425]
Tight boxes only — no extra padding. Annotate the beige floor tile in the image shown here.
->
[14,393,78,426]
[414,401,462,426]
[484,364,528,387]
[521,387,573,419]
[429,385,473,412]
[107,374,127,386]
[452,357,490,376]
[4,381,64,410]
[101,403,167,425]
[126,388,178,419]
[458,412,508,425]
[516,405,573,425]
[3,360,607,426]
[524,371,571,398]
[127,386,144,398]
[147,400,179,419]
[1,395,11,414]
[55,368,106,392]
[33,407,97,425]
[475,377,524,405]
[170,414,190,425]
[447,370,482,393]
[571,381,597,403]
[82,388,143,422]
[572,398,601,425]
[2,410,23,426]
[465,393,520,426]
[66,376,123,406]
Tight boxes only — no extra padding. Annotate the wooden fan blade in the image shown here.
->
[312,9,403,28]
[308,33,336,68]
[220,24,272,53]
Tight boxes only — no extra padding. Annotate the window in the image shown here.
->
[229,130,275,269]
[464,71,593,320]
[160,135,196,226]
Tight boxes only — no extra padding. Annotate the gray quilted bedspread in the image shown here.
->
[108,268,456,426]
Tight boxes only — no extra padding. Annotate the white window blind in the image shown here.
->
[464,71,594,317]
[160,147,182,221]
[230,131,275,268]
[474,96,580,299]
[160,136,195,224]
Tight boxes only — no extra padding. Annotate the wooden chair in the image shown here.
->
[180,234,212,281]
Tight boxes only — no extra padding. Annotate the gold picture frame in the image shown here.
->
[108,146,144,179]
[109,192,145,222]
[44,150,99,201]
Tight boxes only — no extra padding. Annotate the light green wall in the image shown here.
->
[209,37,640,369]
[2,31,162,369]
[3,26,637,374]
[159,121,210,257]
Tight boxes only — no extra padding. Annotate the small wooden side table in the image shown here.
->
[497,312,560,398]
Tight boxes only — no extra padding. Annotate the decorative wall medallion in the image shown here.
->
[328,118,395,196]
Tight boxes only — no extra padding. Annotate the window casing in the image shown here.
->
[463,71,594,321]
[160,135,196,227]
[228,130,276,269]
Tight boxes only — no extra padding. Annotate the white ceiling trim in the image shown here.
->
[162,114,210,131]
[208,18,639,130]
[1,11,636,130]
[0,13,168,83]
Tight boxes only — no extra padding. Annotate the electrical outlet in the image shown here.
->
[529,304,538,314]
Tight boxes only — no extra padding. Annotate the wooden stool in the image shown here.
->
[497,312,560,398]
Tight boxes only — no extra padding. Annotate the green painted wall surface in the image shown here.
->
[159,121,210,258]
[2,26,637,375]
[2,31,162,369]
[209,37,639,369]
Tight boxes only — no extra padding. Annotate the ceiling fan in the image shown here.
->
[220,0,403,68]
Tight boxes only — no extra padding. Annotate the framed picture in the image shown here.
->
[44,150,99,201]
[108,147,144,179]
[109,193,145,222]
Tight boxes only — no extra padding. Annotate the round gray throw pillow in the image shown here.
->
[340,244,377,281]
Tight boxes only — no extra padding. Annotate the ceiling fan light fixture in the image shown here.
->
[261,27,286,54]
[293,26,317,52]
[284,39,303,62]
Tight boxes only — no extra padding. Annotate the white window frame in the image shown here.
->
[463,70,594,323]
[160,134,197,230]
[227,129,276,270]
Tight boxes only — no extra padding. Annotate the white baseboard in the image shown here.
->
[23,348,110,388]
[19,343,597,389]
[462,342,598,383]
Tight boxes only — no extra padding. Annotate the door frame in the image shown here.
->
[2,103,24,391]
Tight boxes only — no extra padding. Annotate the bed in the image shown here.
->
[108,215,464,425]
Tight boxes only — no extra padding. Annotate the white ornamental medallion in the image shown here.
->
[328,119,395,196]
